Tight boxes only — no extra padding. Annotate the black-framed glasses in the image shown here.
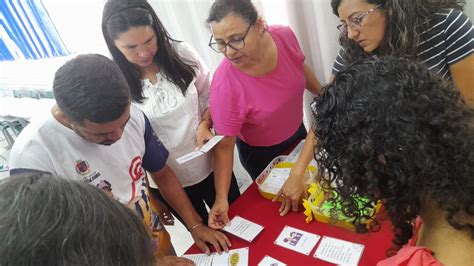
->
[336,5,382,32]
[208,24,252,53]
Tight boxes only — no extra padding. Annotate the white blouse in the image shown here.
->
[135,42,213,187]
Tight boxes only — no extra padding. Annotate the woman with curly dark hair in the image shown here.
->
[331,0,474,105]
[312,57,474,265]
[277,0,474,217]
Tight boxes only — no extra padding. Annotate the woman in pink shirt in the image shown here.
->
[312,57,474,265]
[205,0,322,229]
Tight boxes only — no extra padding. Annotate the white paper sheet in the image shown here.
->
[260,168,291,194]
[183,247,249,266]
[182,253,213,266]
[176,135,224,164]
[213,247,249,266]
[223,215,264,242]
[313,236,364,265]
[274,226,320,255]
[257,255,287,266]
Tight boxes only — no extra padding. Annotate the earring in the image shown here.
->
[261,24,268,36]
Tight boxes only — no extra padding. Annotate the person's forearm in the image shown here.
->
[213,136,236,202]
[199,108,212,128]
[151,166,202,228]
[291,130,316,178]
[304,63,322,95]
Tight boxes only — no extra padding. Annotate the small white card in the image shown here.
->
[223,215,264,242]
[274,226,320,255]
[313,236,364,265]
[199,135,224,153]
[182,253,212,266]
[213,247,249,266]
[257,255,287,266]
[176,135,224,164]
[183,247,249,266]
[260,168,291,194]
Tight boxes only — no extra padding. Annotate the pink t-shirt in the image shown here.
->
[377,218,443,266]
[210,25,306,146]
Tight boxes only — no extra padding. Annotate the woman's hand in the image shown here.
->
[189,223,231,254]
[196,120,213,149]
[208,199,229,229]
[273,169,308,216]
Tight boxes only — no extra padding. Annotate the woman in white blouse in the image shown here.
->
[102,0,240,224]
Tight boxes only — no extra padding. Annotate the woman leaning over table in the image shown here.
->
[206,0,322,229]
[313,56,474,266]
[102,0,240,229]
[276,0,474,217]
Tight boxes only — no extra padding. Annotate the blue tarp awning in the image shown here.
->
[0,0,69,61]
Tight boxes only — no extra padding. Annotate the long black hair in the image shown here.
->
[331,0,465,63]
[102,0,196,102]
[313,56,474,254]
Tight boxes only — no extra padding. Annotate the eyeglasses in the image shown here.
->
[336,5,382,32]
[208,24,252,53]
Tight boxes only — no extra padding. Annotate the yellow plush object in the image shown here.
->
[303,183,324,224]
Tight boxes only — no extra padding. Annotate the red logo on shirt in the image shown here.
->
[129,156,143,181]
[75,160,90,175]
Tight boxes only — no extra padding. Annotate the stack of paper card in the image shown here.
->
[183,247,249,266]
[259,168,291,194]
[223,216,264,242]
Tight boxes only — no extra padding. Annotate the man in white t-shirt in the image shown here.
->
[8,54,230,262]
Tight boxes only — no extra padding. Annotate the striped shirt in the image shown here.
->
[332,9,474,80]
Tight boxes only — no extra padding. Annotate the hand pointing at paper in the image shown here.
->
[208,198,230,229]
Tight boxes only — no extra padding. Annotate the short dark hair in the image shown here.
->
[330,0,465,63]
[312,57,473,253]
[53,54,131,124]
[102,0,196,102]
[206,0,258,25]
[0,173,155,266]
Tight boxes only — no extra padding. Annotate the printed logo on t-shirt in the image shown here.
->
[129,155,144,181]
[74,159,102,183]
[75,159,90,175]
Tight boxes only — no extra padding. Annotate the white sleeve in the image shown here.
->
[8,138,57,175]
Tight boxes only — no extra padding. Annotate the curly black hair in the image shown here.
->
[312,56,474,254]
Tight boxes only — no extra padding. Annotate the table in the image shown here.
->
[185,183,394,265]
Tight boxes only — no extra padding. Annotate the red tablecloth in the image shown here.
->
[185,183,394,265]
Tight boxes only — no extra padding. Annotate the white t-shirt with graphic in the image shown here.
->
[8,105,168,234]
